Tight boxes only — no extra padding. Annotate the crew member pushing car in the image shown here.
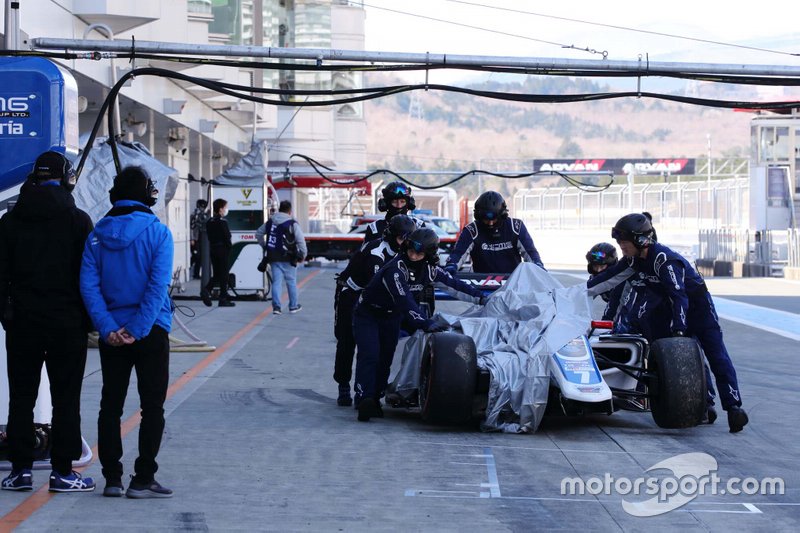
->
[333,214,416,407]
[445,191,544,275]
[587,213,748,433]
[352,228,486,422]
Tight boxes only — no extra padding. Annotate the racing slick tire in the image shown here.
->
[419,332,477,425]
[648,337,707,429]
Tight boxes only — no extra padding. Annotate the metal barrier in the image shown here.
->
[698,229,751,263]
[789,229,800,268]
[697,228,788,276]
[514,177,749,230]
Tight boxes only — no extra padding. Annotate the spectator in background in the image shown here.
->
[189,199,208,280]
[0,151,95,493]
[257,200,306,315]
[80,166,175,498]
[202,199,235,307]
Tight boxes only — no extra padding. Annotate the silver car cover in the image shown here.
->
[390,263,592,433]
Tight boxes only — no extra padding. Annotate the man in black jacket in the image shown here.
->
[202,198,235,307]
[0,151,96,492]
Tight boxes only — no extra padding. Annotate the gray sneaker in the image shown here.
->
[103,480,124,497]
[126,478,173,499]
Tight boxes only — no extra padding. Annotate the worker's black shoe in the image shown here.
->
[702,405,717,425]
[357,398,379,422]
[200,289,212,307]
[337,385,352,407]
[218,300,236,307]
[727,406,749,433]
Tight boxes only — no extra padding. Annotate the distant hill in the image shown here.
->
[363,73,773,198]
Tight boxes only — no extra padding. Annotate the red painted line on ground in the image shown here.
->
[0,269,321,531]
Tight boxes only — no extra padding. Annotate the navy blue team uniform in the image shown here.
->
[446,190,543,275]
[446,218,544,273]
[362,216,424,245]
[353,251,484,420]
[588,241,742,413]
[334,238,397,400]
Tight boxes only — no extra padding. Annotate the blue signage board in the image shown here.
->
[0,56,79,195]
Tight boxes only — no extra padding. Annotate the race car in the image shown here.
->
[385,267,707,432]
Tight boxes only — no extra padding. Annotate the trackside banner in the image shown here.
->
[533,159,696,175]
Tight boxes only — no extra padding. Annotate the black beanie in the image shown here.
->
[111,167,150,204]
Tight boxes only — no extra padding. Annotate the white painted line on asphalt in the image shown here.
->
[713,297,800,342]
[406,491,776,515]
[411,440,670,455]
[743,504,763,514]
[484,447,502,498]
[286,336,300,349]
[556,271,800,342]
[450,462,489,466]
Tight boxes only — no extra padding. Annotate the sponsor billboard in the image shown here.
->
[533,159,696,175]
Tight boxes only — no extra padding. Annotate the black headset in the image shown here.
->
[30,152,77,191]
[108,177,159,207]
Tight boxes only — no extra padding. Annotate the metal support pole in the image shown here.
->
[30,37,800,78]
[627,169,635,211]
[3,0,20,50]
[82,24,122,138]
[199,204,211,294]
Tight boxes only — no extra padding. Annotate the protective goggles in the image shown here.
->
[389,184,411,196]
[611,227,633,241]
[588,250,608,262]
[408,239,425,253]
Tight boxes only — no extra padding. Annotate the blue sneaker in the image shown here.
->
[49,470,95,492]
[2,469,33,491]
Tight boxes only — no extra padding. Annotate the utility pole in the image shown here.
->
[707,133,712,189]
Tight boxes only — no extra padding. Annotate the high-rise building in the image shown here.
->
[2,0,366,273]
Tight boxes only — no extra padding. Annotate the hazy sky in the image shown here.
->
[362,0,799,67]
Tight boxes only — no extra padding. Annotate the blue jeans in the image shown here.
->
[271,261,298,310]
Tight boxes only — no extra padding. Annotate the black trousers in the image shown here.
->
[98,326,169,483]
[5,327,88,474]
[190,240,201,278]
[333,286,359,386]
[352,306,402,402]
[205,246,231,300]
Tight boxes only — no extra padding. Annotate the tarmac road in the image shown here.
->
[1,267,798,532]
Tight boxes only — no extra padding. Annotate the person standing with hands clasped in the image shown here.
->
[0,151,95,493]
[80,166,175,498]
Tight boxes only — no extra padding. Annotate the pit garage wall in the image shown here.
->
[162,148,190,281]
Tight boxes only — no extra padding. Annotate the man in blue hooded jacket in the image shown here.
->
[80,166,175,498]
